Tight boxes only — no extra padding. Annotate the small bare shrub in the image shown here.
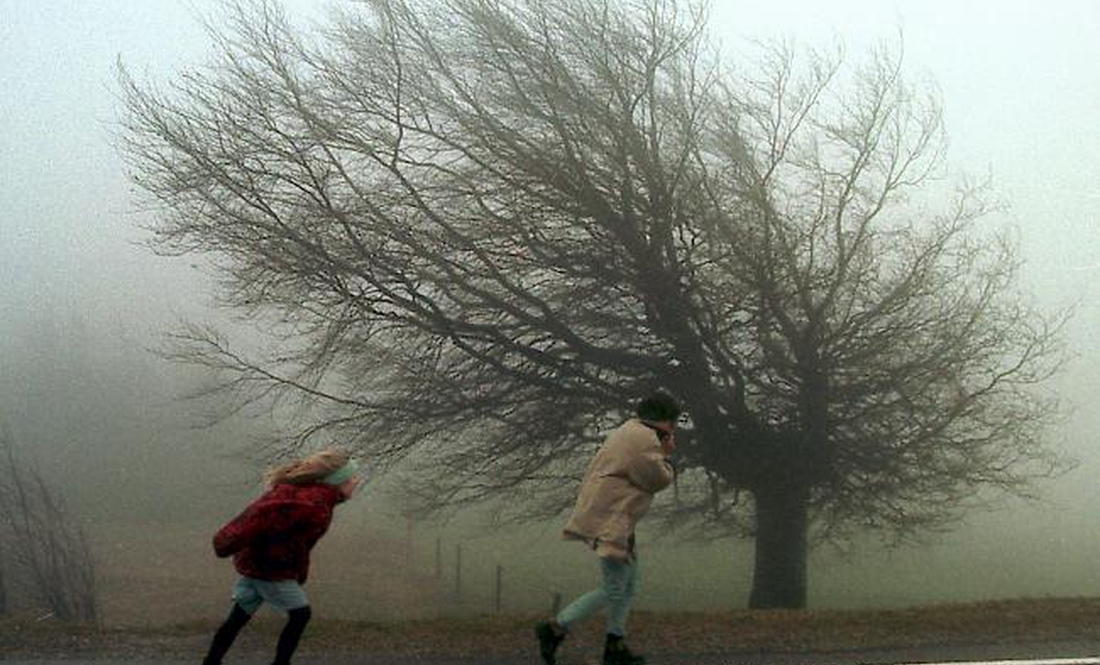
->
[0,425,98,623]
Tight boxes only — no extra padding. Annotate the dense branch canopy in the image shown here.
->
[118,0,1069,540]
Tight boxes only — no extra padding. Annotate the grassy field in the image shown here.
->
[7,520,1100,660]
[85,517,448,627]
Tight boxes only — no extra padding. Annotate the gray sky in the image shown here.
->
[2,0,1099,606]
[3,0,1097,326]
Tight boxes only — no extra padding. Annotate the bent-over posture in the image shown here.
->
[202,448,361,665]
[536,392,680,665]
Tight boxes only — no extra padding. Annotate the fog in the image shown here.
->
[2,0,1099,623]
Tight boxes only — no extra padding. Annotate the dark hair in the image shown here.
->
[635,391,682,423]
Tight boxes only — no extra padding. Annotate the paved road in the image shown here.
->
[5,642,1100,664]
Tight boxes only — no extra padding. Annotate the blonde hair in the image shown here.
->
[264,448,350,487]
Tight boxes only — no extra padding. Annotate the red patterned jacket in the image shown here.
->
[213,482,344,583]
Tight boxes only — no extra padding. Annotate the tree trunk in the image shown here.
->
[748,485,809,609]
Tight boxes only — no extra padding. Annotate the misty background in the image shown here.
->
[1,0,1099,624]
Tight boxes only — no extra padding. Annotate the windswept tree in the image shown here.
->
[117,0,1068,608]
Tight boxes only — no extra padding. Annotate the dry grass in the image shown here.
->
[88,518,445,627]
[8,520,1100,659]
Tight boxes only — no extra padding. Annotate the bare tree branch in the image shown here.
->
[116,0,1071,608]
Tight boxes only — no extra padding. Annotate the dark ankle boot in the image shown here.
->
[603,633,645,665]
[535,619,566,664]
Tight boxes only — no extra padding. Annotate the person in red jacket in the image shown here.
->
[202,448,362,665]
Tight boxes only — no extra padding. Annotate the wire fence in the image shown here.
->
[387,518,587,617]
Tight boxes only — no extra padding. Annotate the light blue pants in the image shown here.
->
[231,577,310,614]
[556,557,639,637]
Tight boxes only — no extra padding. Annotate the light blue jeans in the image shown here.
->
[231,577,310,614]
[556,557,639,637]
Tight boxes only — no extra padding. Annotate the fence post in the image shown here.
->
[551,592,562,616]
[495,564,503,613]
[455,544,462,602]
[405,517,414,559]
[435,537,442,581]
[0,553,6,615]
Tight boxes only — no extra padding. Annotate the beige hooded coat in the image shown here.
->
[562,419,675,561]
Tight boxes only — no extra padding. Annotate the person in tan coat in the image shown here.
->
[536,392,680,665]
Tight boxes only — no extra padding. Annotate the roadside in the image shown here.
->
[3,642,1100,665]
[4,597,1100,663]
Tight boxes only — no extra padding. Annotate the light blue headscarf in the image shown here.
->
[323,458,360,486]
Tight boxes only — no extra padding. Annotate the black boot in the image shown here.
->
[602,633,645,665]
[203,603,252,665]
[535,619,566,665]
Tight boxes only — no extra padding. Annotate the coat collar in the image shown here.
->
[269,481,345,504]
